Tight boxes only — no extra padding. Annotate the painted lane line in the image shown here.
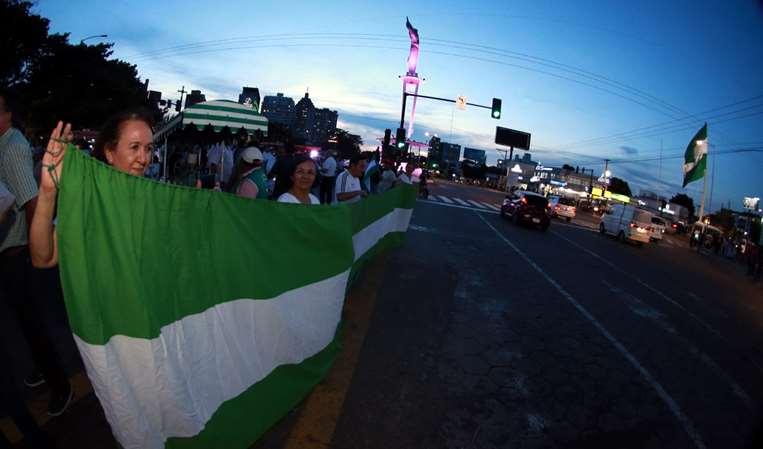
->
[436,195,454,204]
[549,230,724,340]
[602,281,754,411]
[481,202,500,211]
[476,212,707,449]
[467,200,487,209]
[416,199,499,215]
[452,198,471,206]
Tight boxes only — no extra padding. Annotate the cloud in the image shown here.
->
[619,145,639,155]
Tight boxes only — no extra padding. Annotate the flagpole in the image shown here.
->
[698,138,708,222]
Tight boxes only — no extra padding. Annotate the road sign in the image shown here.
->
[456,95,467,110]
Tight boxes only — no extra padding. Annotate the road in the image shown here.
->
[4,181,762,449]
[325,181,763,449]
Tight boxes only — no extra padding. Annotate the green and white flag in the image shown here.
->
[56,148,416,449]
[682,123,708,188]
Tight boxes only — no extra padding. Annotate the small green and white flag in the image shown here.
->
[682,123,708,188]
[56,148,416,449]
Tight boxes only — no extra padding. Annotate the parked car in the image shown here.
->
[549,196,577,222]
[501,191,551,231]
[649,216,667,242]
[599,204,652,246]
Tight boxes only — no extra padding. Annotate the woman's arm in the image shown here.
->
[30,121,69,268]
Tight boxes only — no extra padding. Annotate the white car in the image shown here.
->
[649,216,667,242]
[549,196,577,222]
[599,204,652,246]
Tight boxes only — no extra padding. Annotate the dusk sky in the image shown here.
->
[36,0,763,212]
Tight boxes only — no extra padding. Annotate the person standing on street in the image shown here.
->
[334,154,367,204]
[278,155,321,205]
[228,147,269,199]
[319,150,337,204]
[0,89,73,417]
[397,161,416,185]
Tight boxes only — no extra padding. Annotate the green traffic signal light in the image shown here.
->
[491,98,502,119]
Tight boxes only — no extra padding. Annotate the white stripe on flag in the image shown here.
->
[452,198,470,206]
[352,208,413,262]
[75,270,350,449]
[467,200,486,209]
[436,195,454,204]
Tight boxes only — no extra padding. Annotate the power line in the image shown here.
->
[562,95,763,148]
[129,32,709,122]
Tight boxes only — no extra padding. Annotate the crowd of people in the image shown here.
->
[0,88,422,448]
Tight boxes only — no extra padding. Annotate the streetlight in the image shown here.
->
[80,34,108,45]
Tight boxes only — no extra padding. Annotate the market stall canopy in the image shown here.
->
[153,100,268,142]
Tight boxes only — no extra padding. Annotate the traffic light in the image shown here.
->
[175,99,181,112]
[383,128,391,148]
[395,127,406,149]
[491,98,501,119]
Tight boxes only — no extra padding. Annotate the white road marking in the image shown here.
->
[436,195,454,204]
[602,281,754,410]
[452,197,471,206]
[481,202,500,211]
[476,213,707,449]
[416,199,499,215]
[467,200,487,209]
[550,229,724,339]
[409,224,430,232]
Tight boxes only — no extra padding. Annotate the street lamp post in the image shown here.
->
[80,34,108,45]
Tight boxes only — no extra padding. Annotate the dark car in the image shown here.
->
[500,191,551,231]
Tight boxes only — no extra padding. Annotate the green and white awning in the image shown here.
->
[153,100,268,142]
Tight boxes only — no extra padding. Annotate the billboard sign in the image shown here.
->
[743,197,760,210]
[463,147,486,164]
[495,126,531,150]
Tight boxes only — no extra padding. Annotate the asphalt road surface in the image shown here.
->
[4,180,762,449]
[328,181,763,449]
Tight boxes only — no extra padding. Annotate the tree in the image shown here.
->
[562,164,575,171]
[22,39,148,132]
[670,193,695,219]
[332,128,362,159]
[608,177,632,196]
[2,1,153,135]
[461,160,487,180]
[0,0,52,87]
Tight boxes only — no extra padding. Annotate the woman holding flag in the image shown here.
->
[29,110,155,268]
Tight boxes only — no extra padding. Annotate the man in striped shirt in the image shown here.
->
[334,153,367,204]
[0,89,72,418]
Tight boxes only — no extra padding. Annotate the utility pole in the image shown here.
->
[603,158,610,194]
[177,85,188,112]
[659,139,663,184]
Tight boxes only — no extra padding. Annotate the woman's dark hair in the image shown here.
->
[93,109,154,163]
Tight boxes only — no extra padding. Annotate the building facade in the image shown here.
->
[260,93,295,127]
[238,87,261,111]
[291,92,338,145]
[184,89,206,109]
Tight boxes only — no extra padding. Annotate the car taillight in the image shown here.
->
[521,197,527,205]
[672,224,677,228]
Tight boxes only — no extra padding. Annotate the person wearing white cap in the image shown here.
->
[228,147,269,199]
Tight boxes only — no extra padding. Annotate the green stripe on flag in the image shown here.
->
[188,103,265,117]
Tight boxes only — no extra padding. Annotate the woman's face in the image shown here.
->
[292,160,316,191]
[105,120,154,176]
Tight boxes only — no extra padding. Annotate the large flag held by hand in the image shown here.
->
[56,148,416,449]
[683,123,708,188]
